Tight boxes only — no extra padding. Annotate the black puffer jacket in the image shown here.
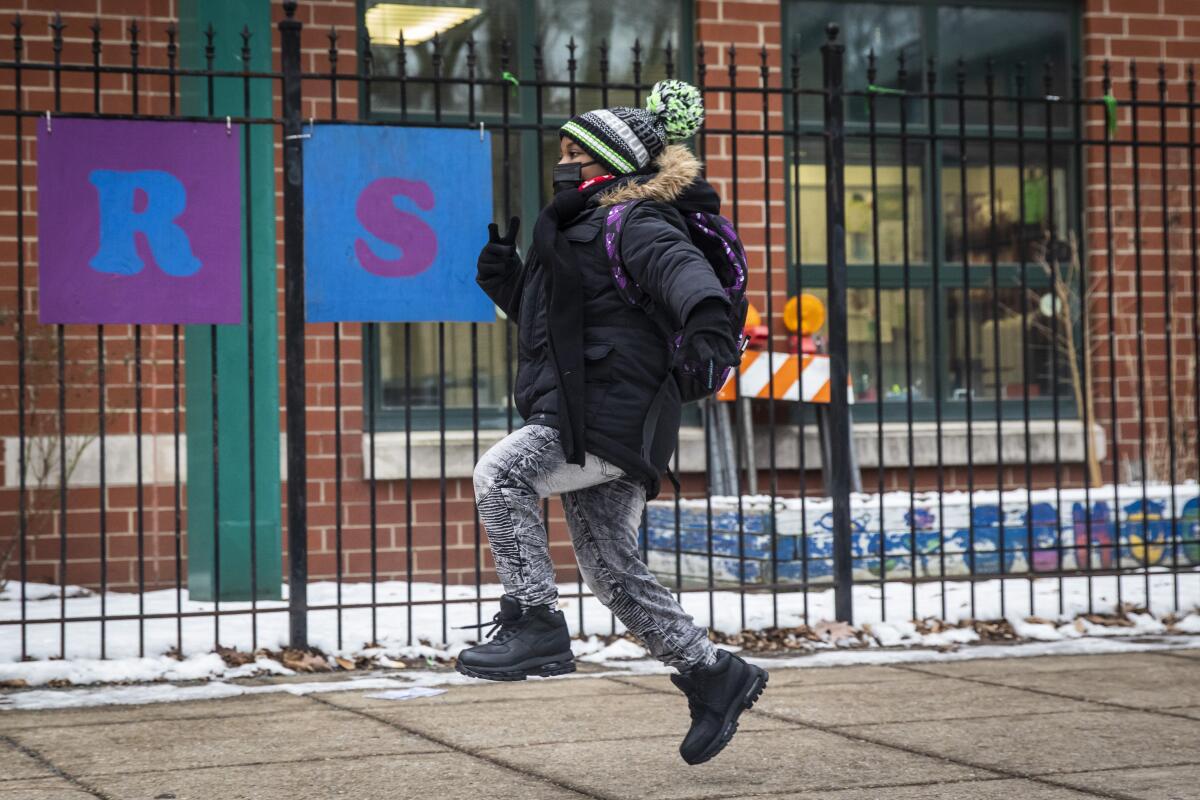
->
[478,145,729,498]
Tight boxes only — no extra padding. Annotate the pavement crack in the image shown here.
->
[828,706,1113,728]
[1024,759,1200,779]
[54,748,449,781]
[305,694,616,800]
[889,663,1200,723]
[603,676,1141,800]
[694,774,1098,800]
[1147,650,1200,664]
[0,734,115,800]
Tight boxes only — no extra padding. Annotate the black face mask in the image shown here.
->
[552,159,599,194]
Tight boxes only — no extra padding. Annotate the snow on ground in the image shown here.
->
[3,634,1198,712]
[1,572,1197,689]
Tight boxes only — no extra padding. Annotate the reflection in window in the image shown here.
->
[941,144,1070,266]
[792,143,925,266]
[380,316,514,419]
[790,2,923,125]
[947,288,1073,407]
[937,6,1073,130]
[537,0,683,116]
[808,289,933,406]
[366,0,519,116]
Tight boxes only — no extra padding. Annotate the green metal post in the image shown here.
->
[180,0,281,601]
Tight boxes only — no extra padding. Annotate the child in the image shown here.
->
[465,80,767,765]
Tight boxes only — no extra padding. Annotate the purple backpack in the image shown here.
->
[603,200,750,403]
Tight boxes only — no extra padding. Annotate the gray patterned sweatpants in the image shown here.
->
[473,424,717,670]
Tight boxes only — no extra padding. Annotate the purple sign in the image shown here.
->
[37,118,242,324]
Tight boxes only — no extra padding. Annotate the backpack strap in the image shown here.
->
[603,200,650,309]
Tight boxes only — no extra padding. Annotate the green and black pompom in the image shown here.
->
[646,79,705,142]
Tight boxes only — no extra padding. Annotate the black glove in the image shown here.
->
[681,299,739,391]
[477,216,521,283]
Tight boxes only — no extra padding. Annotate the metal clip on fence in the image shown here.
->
[1102,92,1119,135]
[863,84,906,116]
[284,117,314,141]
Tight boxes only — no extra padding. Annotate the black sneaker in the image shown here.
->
[670,650,768,765]
[454,594,576,681]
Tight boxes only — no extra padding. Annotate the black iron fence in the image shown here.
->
[1,2,1197,663]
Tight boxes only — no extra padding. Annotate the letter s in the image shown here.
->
[354,178,437,278]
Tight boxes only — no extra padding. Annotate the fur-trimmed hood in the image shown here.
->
[598,144,710,207]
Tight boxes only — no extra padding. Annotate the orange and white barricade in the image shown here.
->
[716,351,855,405]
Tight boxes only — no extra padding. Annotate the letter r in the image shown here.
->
[88,169,203,277]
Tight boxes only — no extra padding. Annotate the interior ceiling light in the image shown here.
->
[365,4,483,46]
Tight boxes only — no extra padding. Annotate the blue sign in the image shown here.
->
[303,125,495,322]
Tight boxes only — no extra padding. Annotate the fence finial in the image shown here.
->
[50,12,64,52]
[12,14,23,57]
[825,22,839,42]
[283,1,298,19]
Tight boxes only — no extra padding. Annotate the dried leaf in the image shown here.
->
[972,619,1017,641]
[279,649,331,673]
[812,620,857,643]
[376,656,408,669]
[0,678,28,689]
[215,646,255,667]
[334,656,356,671]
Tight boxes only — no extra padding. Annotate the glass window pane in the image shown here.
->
[946,287,1074,406]
[793,140,926,265]
[810,288,933,404]
[537,0,683,117]
[942,142,1072,266]
[937,6,1072,130]
[790,2,924,125]
[366,0,520,116]
[380,317,516,416]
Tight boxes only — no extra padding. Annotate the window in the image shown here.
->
[362,0,691,430]
[785,0,1080,422]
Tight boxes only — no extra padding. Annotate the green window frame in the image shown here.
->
[358,0,695,431]
[782,0,1083,424]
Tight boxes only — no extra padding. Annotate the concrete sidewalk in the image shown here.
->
[1,649,1197,800]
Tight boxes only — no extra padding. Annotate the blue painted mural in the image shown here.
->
[641,489,1200,585]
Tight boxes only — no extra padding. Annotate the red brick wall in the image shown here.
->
[1082,0,1200,485]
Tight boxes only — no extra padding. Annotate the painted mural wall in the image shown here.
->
[643,486,1200,585]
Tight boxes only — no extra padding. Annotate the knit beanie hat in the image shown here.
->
[560,79,705,176]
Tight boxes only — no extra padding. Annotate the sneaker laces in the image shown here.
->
[683,688,705,723]
[455,610,521,643]
[673,675,705,722]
